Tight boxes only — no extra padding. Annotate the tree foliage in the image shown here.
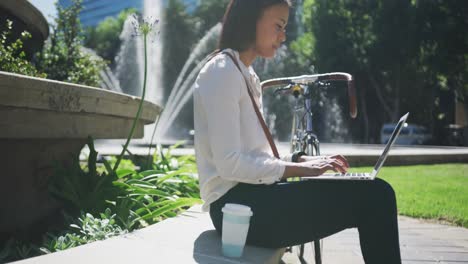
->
[302,0,467,143]
[35,0,105,87]
[162,0,199,99]
[0,20,46,78]
[193,0,229,38]
[84,8,137,65]
[117,0,465,144]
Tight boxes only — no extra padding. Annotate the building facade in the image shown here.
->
[59,0,198,27]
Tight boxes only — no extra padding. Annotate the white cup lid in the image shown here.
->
[222,203,253,217]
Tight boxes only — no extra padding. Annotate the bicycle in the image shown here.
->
[261,72,357,264]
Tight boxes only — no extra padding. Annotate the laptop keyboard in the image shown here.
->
[334,173,366,177]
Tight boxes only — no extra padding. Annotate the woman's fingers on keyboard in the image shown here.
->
[315,160,346,174]
[304,157,348,175]
[330,154,350,168]
[319,164,337,174]
[329,158,348,173]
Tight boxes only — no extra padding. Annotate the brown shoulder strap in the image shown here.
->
[221,52,280,159]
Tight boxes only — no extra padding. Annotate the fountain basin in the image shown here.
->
[0,71,162,233]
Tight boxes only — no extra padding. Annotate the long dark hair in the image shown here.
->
[219,0,292,52]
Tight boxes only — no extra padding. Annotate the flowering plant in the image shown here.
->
[113,14,160,171]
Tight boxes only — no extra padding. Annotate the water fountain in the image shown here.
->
[110,0,346,146]
[111,17,222,144]
[108,1,312,145]
[143,0,163,105]
[83,47,123,93]
[110,1,164,144]
[154,23,222,141]
[111,14,221,145]
[115,17,144,97]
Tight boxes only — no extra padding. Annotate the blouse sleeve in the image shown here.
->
[196,57,286,184]
[281,153,293,162]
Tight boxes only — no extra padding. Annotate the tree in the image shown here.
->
[162,0,198,99]
[35,0,105,87]
[412,0,468,142]
[159,0,199,138]
[84,9,137,65]
[304,0,467,144]
[192,0,229,39]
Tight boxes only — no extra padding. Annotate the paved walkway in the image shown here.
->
[84,141,468,263]
[282,216,468,263]
[15,207,468,264]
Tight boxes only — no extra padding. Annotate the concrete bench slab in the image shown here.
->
[14,205,285,264]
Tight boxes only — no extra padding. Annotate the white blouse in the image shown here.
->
[193,49,291,212]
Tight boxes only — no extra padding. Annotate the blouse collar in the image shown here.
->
[223,49,262,98]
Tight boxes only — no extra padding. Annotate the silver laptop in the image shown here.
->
[303,112,409,181]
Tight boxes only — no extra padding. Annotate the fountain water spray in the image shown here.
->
[115,17,144,96]
[154,23,222,141]
[144,0,163,105]
[82,47,122,92]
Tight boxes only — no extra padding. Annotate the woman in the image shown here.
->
[193,0,401,263]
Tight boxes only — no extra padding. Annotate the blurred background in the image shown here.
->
[29,0,468,146]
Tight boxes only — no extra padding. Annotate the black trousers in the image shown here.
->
[209,178,402,264]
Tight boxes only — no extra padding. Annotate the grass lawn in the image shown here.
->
[349,164,468,228]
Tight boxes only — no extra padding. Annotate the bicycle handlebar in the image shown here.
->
[261,72,358,118]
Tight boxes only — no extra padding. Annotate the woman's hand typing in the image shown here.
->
[282,154,349,180]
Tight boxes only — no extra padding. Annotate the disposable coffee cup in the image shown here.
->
[221,203,253,258]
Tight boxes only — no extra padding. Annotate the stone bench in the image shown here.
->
[15,205,285,264]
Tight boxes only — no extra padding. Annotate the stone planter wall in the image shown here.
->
[0,71,161,234]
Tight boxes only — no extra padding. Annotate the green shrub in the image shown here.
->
[48,138,200,227]
[0,238,40,263]
[35,0,106,87]
[0,20,46,78]
[0,141,200,263]
[40,209,127,254]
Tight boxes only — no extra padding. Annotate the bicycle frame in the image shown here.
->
[262,72,357,264]
[290,84,321,156]
[289,83,323,263]
[263,72,357,161]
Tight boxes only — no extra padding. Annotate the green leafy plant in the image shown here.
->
[0,238,41,263]
[0,20,46,78]
[35,0,106,87]
[70,209,127,243]
[39,209,126,255]
[48,137,201,228]
[40,233,78,254]
[0,143,200,262]
[114,149,200,225]
[48,137,122,215]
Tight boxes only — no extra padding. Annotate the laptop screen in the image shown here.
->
[373,113,409,173]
